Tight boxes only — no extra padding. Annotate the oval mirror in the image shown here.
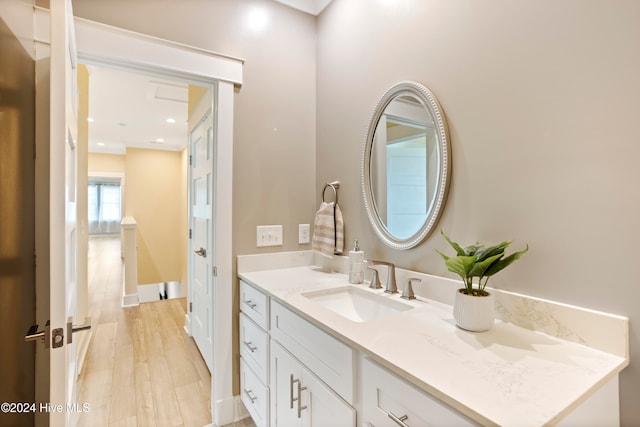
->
[361,81,451,250]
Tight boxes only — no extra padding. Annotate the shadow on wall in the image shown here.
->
[0,14,36,427]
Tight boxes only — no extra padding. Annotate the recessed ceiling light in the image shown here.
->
[166,118,176,124]
[155,138,165,143]
[97,142,105,146]
[87,117,94,122]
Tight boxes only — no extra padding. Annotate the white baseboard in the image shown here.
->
[184,313,190,335]
[121,293,139,307]
[214,395,248,426]
[235,395,250,421]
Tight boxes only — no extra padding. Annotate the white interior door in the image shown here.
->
[49,0,80,425]
[189,107,215,372]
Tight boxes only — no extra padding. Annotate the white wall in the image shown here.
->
[316,1,640,424]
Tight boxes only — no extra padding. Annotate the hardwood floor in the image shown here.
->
[77,236,211,427]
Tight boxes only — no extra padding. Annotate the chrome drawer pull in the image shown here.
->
[243,299,257,309]
[290,375,307,418]
[388,412,410,427]
[243,388,257,404]
[243,340,257,352]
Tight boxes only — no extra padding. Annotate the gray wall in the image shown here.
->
[72,0,317,395]
[0,1,36,426]
[316,1,640,425]
[71,0,318,257]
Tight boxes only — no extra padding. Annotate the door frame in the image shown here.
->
[35,9,243,426]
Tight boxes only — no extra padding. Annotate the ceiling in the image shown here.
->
[86,1,332,156]
[87,65,190,155]
[274,0,333,15]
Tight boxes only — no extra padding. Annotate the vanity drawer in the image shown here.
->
[240,313,269,382]
[361,357,479,427]
[270,300,355,405]
[240,359,269,427]
[240,280,269,330]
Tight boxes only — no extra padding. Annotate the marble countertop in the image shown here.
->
[239,264,628,427]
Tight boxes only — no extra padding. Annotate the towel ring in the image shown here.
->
[322,181,340,204]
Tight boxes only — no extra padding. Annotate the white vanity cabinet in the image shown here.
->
[239,280,270,427]
[240,279,356,427]
[270,300,355,404]
[271,341,355,427]
[361,357,479,427]
[238,265,627,427]
[269,300,356,427]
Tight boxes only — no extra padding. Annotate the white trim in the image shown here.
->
[212,81,235,425]
[74,17,243,86]
[87,171,124,179]
[37,9,241,426]
[121,293,140,307]
[34,8,244,86]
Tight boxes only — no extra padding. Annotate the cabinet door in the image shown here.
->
[271,342,355,427]
[271,342,304,427]
[302,367,355,427]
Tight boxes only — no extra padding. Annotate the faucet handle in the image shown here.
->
[367,266,383,289]
[401,277,421,300]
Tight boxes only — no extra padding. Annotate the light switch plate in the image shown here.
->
[257,225,283,247]
[298,224,310,244]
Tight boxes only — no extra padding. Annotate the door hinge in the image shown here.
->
[189,229,192,239]
[212,266,217,277]
[189,155,193,166]
[189,302,193,312]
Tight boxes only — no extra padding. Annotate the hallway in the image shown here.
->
[77,236,211,427]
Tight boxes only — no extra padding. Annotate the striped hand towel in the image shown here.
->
[312,201,344,257]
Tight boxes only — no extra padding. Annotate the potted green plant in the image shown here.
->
[437,230,528,331]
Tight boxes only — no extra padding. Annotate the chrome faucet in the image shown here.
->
[367,266,383,289]
[401,277,421,300]
[368,261,397,294]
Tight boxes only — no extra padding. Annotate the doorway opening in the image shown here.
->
[71,14,242,426]
[84,64,204,304]
[79,61,218,424]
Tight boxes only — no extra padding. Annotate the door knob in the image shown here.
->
[25,321,50,347]
[194,247,207,257]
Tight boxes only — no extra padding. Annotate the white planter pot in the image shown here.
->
[453,289,495,332]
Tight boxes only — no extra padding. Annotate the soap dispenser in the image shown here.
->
[349,239,364,284]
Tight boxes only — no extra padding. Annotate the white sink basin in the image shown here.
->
[301,286,413,322]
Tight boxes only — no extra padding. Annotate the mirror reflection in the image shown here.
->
[370,95,439,239]
[362,81,450,250]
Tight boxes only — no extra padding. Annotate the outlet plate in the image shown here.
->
[298,224,310,244]
[257,225,283,247]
